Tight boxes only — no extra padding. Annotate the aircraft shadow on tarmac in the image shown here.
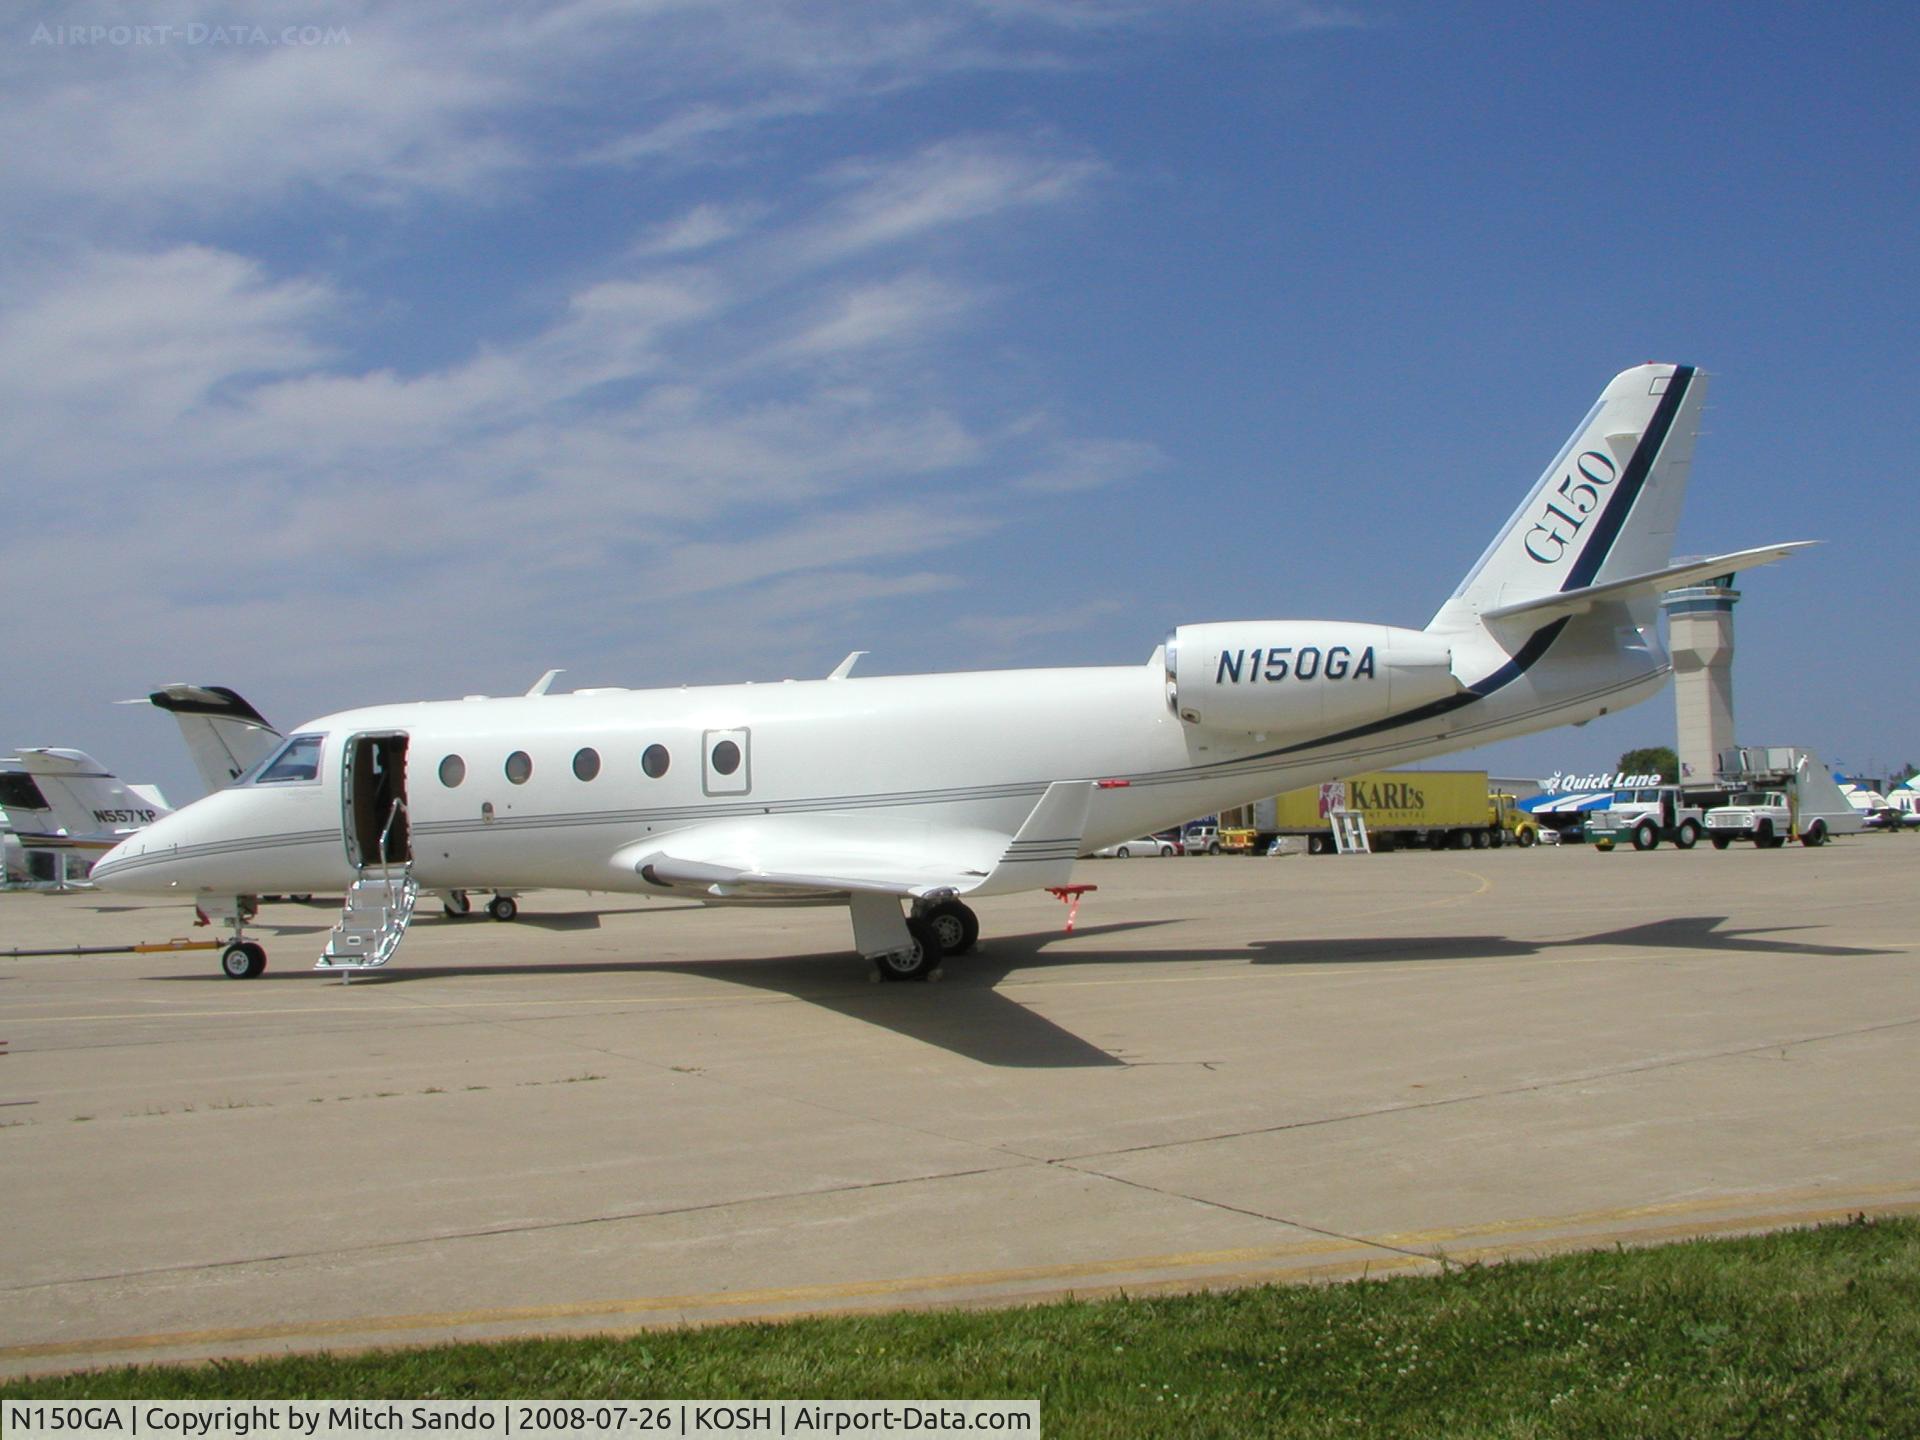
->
[141,914,1894,1070]
[1245,915,1898,967]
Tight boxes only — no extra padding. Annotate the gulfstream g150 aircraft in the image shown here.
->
[95,364,1808,981]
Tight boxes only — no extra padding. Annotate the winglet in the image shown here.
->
[527,669,566,696]
[828,651,868,680]
[981,780,1094,891]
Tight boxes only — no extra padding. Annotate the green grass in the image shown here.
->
[8,1217,1919,1437]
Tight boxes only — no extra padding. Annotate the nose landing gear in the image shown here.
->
[221,940,267,979]
[203,896,267,979]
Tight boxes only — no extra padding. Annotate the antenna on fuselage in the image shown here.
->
[828,652,868,680]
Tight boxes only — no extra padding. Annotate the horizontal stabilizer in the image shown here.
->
[1479,542,1815,625]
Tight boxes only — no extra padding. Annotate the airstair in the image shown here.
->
[319,800,418,976]
[1329,810,1372,854]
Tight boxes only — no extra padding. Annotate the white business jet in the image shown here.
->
[6,749,171,852]
[94,364,1808,982]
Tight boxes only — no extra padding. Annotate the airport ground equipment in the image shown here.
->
[1701,748,1864,848]
[1586,784,1707,851]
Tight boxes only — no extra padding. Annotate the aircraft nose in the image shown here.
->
[92,811,186,893]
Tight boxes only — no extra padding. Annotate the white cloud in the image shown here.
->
[774,275,975,358]
[0,1,1227,793]
[800,136,1103,264]
[632,203,762,257]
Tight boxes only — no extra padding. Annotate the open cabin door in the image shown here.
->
[343,732,411,869]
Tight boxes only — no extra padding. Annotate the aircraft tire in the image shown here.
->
[1674,822,1700,850]
[487,895,519,921]
[221,941,266,979]
[875,917,945,981]
[1632,823,1659,852]
[443,890,473,918]
[919,899,979,956]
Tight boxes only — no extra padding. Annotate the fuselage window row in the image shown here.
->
[440,745,672,785]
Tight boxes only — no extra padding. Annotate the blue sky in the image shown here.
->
[4,1,1916,805]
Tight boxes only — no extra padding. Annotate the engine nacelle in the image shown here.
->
[1165,621,1460,736]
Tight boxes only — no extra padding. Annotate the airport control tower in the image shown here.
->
[1662,576,1740,786]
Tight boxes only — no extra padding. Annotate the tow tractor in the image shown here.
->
[1587,785,1706,851]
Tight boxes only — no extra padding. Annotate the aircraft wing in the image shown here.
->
[610,780,1095,902]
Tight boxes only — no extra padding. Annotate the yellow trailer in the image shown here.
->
[1225,771,1539,854]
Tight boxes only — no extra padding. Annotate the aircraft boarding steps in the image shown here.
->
[1330,810,1372,854]
[319,872,419,973]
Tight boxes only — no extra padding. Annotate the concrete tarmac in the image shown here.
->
[2,837,1916,1376]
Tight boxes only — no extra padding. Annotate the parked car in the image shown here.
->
[1181,824,1224,855]
[1092,835,1180,858]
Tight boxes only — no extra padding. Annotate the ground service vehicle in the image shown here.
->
[1586,785,1706,851]
[1705,791,1795,848]
[1704,748,1867,849]
[1226,771,1539,854]
[1181,823,1224,855]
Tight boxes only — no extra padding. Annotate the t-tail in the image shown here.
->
[11,748,172,844]
[137,684,284,791]
[1423,363,1811,724]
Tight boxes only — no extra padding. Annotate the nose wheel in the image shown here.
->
[221,940,267,979]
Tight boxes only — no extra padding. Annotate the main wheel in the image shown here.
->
[220,941,266,979]
[919,899,979,956]
[487,895,519,921]
[443,890,473,918]
[1632,822,1659,852]
[1673,821,1700,850]
[874,917,945,981]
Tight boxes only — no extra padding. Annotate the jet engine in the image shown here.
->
[1164,622,1461,736]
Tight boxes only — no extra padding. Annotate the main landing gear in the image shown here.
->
[871,898,980,983]
[441,889,520,921]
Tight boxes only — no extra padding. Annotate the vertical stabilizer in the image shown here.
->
[143,684,283,791]
[13,749,171,837]
[1430,363,1705,631]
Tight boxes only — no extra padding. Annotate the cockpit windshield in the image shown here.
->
[250,733,325,785]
